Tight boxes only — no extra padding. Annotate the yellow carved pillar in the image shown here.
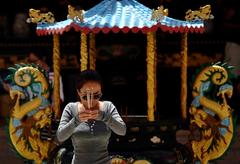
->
[53,34,61,118]
[153,32,157,118]
[80,32,88,71]
[89,33,96,70]
[146,32,156,122]
[180,32,188,123]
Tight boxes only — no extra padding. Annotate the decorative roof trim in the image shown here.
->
[36,23,204,35]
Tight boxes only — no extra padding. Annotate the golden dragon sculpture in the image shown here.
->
[185,5,214,21]
[189,62,235,164]
[67,5,84,22]
[5,63,56,164]
[151,5,168,21]
[26,8,55,24]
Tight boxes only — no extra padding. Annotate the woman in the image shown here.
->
[57,70,126,164]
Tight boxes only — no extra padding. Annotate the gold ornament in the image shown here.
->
[151,6,168,21]
[26,8,55,24]
[67,5,84,22]
[185,5,214,21]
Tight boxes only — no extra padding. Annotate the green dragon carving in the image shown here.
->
[5,63,55,164]
[190,62,235,164]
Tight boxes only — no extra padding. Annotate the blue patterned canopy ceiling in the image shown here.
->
[36,0,205,35]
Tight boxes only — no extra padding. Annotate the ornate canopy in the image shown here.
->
[28,0,212,122]
[35,0,205,36]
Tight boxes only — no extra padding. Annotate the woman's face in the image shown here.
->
[78,81,102,109]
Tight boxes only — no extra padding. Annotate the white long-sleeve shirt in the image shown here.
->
[57,101,126,164]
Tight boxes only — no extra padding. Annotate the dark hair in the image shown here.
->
[76,70,103,90]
